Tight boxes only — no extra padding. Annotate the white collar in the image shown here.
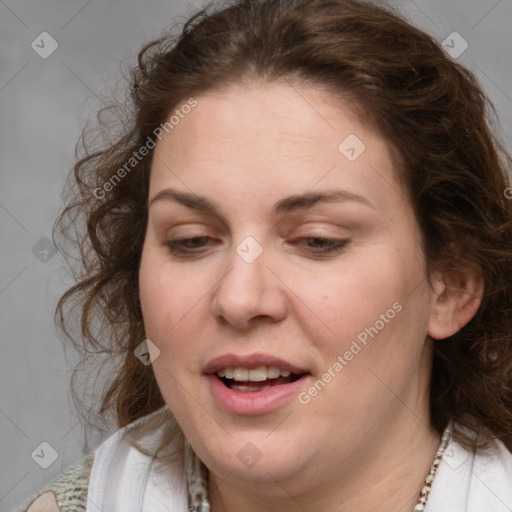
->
[86,406,189,512]
[425,430,512,511]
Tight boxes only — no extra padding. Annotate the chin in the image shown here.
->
[198,431,310,483]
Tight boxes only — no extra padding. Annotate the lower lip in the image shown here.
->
[207,374,308,415]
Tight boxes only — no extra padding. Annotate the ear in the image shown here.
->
[427,263,484,340]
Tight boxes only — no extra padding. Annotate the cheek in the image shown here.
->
[139,250,180,345]
[289,241,430,360]
[138,248,214,367]
[140,242,193,320]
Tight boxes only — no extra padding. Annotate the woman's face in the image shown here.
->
[139,80,438,492]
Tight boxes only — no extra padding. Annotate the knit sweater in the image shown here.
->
[16,453,94,512]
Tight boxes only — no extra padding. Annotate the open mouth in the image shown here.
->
[206,356,311,413]
[216,366,304,392]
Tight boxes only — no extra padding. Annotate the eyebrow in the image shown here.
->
[148,188,375,215]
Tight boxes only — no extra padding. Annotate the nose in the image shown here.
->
[210,241,288,330]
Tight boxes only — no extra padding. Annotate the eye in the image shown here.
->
[291,237,350,255]
[165,235,350,257]
[165,236,213,256]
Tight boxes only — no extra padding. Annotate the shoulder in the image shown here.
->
[15,452,94,512]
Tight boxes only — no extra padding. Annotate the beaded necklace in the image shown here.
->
[413,421,453,511]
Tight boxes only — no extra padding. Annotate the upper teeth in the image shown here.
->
[216,366,291,381]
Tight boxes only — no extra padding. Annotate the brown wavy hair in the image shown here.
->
[54,0,512,452]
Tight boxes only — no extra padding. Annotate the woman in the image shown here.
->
[15,0,512,511]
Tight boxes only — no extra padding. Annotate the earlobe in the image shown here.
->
[427,264,484,340]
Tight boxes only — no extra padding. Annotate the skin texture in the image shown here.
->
[138,80,483,512]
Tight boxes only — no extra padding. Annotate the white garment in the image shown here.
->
[425,432,512,511]
[86,407,189,512]
[86,406,512,512]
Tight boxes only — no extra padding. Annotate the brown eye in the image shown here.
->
[166,236,212,256]
[291,237,351,255]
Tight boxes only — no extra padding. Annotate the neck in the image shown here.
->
[208,417,442,512]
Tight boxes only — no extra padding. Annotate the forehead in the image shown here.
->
[149,80,403,212]
[157,80,376,155]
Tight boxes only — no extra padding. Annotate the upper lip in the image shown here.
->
[204,353,309,375]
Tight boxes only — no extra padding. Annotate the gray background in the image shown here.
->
[1,0,511,509]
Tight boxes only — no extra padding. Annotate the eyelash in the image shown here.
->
[165,236,350,257]
[165,236,213,257]
[296,237,350,253]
